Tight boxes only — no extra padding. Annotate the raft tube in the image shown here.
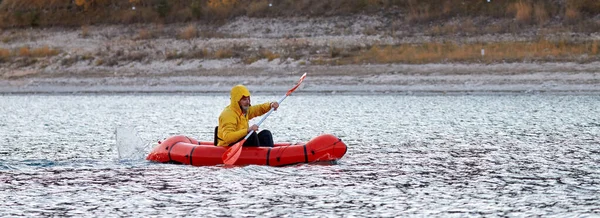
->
[146,134,347,166]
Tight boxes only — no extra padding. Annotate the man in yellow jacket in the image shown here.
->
[216,85,279,147]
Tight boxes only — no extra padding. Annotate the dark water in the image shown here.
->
[1,94,599,217]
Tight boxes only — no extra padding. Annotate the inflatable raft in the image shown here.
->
[146,134,347,166]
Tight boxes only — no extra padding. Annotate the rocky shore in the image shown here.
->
[1,15,600,94]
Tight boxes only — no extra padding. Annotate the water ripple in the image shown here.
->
[1,94,599,216]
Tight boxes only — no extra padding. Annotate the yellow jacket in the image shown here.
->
[217,85,271,146]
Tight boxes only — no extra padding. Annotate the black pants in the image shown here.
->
[241,130,274,147]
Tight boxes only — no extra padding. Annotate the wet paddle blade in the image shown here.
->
[286,73,307,96]
[222,139,245,165]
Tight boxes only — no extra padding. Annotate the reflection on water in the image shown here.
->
[1,94,599,216]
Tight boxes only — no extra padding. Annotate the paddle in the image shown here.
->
[222,73,307,165]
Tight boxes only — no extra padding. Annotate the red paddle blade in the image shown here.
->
[222,139,245,165]
[286,73,307,96]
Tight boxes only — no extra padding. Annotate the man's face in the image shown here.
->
[239,96,250,112]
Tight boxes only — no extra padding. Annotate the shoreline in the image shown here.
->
[2,62,599,95]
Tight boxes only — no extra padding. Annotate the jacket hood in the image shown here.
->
[230,85,251,114]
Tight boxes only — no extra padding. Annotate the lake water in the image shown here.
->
[1,94,599,217]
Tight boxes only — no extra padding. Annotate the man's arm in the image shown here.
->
[218,113,247,146]
[247,102,272,119]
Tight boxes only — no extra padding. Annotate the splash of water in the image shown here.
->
[115,126,151,161]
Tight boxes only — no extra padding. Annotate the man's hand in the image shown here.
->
[270,102,279,111]
[248,124,259,133]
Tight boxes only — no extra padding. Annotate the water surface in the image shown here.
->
[1,94,599,217]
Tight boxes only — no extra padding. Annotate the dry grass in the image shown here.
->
[242,56,260,64]
[94,58,104,66]
[242,48,280,64]
[344,40,600,64]
[207,0,238,20]
[31,45,60,57]
[406,2,433,23]
[0,48,9,56]
[533,2,549,25]
[165,50,183,60]
[214,48,234,59]
[262,49,280,61]
[0,48,10,61]
[136,29,153,40]
[81,25,89,38]
[18,47,30,57]
[429,25,455,36]
[247,0,270,17]
[179,25,197,40]
[514,1,532,24]
[565,6,581,23]
[0,45,60,59]
[123,51,146,62]
[183,48,208,59]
